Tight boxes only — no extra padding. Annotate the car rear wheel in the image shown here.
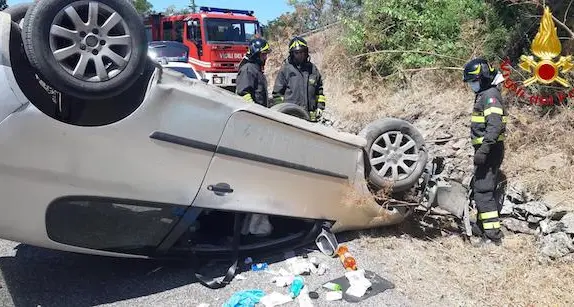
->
[20,0,148,100]
[359,118,428,193]
[270,102,311,121]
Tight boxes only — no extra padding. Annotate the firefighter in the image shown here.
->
[236,38,271,107]
[463,58,508,245]
[272,36,326,122]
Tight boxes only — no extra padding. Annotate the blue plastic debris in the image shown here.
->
[223,289,266,307]
[251,263,268,271]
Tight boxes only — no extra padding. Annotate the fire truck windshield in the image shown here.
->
[204,18,259,44]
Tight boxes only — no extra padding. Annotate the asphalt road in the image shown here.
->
[0,232,415,307]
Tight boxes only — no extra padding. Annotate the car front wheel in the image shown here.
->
[21,0,148,100]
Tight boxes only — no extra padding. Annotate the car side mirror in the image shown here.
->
[201,78,209,84]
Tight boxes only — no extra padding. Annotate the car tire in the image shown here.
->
[20,0,148,100]
[359,118,428,193]
[3,2,32,26]
[270,103,311,121]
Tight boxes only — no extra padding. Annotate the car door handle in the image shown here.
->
[207,183,234,196]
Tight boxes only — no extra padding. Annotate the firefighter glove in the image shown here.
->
[272,96,284,106]
[242,93,254,103]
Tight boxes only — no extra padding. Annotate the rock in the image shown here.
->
[514,201,549,218]
[506,182,529,204]
[560,213,574,234]
[528,215,544,223]
[548,206,572,221]
[500,198,514,216]
[534,152,568,171]
[539,232,574,259]
[503,218,538,235]
[540,220,564,235]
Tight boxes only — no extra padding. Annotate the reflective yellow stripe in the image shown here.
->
[471,115,507,123]
[482,222,501,229]
[261,43,270,53]
[469,65,481,75]
[471,116,485,123]
[484,107,504,116]
[317,95,326,103]
[243,93,253,102]
[289,40,307,49]
[472,135,505,145]
[479,211,499,220]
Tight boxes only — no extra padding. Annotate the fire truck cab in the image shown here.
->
[144,7,262,90]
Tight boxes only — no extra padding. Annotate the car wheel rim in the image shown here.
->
[369,131,419,181]
[49,1,132,82]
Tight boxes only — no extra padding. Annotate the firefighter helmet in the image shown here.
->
[288,36,309,53]
[463,58,498,92]
[246,38,271,61]
[463,58,496,82]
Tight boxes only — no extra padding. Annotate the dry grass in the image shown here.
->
[354,230,574,306]
[503,105,574,200]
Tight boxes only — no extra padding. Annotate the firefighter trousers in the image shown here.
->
[473,142,505,241]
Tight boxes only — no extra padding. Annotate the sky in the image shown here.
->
[6,0,294,25]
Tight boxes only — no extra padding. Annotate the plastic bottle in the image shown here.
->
[336,245,357,271]
[289,276,305,298]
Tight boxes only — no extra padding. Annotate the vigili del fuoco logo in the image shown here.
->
[500,6,574,106]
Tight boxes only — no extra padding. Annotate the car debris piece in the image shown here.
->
[272,275,295,287]
[251,263,269,271]
[345,269,372,298]
[325,291,343,301]
[297,286,314,307]
[259,292,293,307]
[315,226,339,257]
[323,282,342,291]
[317,263,328,275]
[326,270,395,303]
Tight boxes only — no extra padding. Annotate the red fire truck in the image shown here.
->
[144,7,262,90]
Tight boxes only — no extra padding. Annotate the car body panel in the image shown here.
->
[193,109,360,220]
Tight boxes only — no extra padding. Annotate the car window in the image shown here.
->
[45,197,186,256]
[167,67,198,79]
[149,44,188,58]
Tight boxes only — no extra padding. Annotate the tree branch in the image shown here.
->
[352,50,466,62]
[380,67,464,80]
[564,0,573,23]
[551,14,574,39]
[526,14,574,39]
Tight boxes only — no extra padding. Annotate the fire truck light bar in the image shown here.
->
[199,6,254,16]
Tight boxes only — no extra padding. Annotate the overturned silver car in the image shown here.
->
[0,0,453,265]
